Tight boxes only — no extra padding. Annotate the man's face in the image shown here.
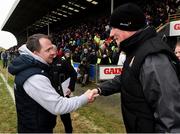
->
[175,45,180,61]
[65,52,71,58]
[34,38,56,64]
[110,27,136,46]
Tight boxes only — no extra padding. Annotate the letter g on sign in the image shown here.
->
[174,24,180,30]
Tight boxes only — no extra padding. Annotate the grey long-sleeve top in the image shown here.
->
[24,75,88,115]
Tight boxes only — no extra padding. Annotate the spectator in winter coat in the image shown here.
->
[1,50,8,68]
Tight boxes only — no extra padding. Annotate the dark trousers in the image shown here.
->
[60,113,73,133]
[3,59,8,68]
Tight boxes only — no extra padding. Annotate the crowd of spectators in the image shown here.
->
[141,0,180,26]
[48,0,180,85]
[51,16,118,65]
[50,0,180,65]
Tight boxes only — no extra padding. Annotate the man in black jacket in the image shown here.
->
[50,46,77,133]
[91,3,180,133]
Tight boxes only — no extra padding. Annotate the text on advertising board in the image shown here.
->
[104,68,122,74]
[174,23,180,30]
[99,65,123,80]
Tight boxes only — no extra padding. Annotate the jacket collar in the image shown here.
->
[120,26,157,54]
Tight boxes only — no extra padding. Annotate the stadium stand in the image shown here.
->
[3,0,180,73]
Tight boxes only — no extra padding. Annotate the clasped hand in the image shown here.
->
[84,89,100,103]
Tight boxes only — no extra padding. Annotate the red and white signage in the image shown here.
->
[99,65,123,80]
[170,20,180,36]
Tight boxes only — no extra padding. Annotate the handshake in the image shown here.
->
[83,88,101,103]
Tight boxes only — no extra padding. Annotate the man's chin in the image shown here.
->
[48,59,53,64]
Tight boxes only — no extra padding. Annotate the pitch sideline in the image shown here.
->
[0,73,15,104]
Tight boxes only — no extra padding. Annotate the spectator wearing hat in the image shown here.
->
[61,49,77,95]
[91,2,180,133]
[62,49,74,67]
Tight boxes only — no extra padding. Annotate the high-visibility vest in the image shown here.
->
[97,50,111,64]
[61,56,74,67]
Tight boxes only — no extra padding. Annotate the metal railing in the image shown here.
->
[167,12,180,22]
[156,12,180,32]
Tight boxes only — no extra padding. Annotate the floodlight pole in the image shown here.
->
[47,23,50,36]
[26,27,29,40]
[111,0,114,14]
[47,12,50,35]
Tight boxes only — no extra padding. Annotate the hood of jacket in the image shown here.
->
[8,45,49,75]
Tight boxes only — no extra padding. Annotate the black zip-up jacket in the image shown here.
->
[50,56,77,94]
[99,26,180,132]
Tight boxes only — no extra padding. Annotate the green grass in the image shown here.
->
[76,105,124,133]
[0,61,14,87]
[0,71,17,132]
[72,86,126,133]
